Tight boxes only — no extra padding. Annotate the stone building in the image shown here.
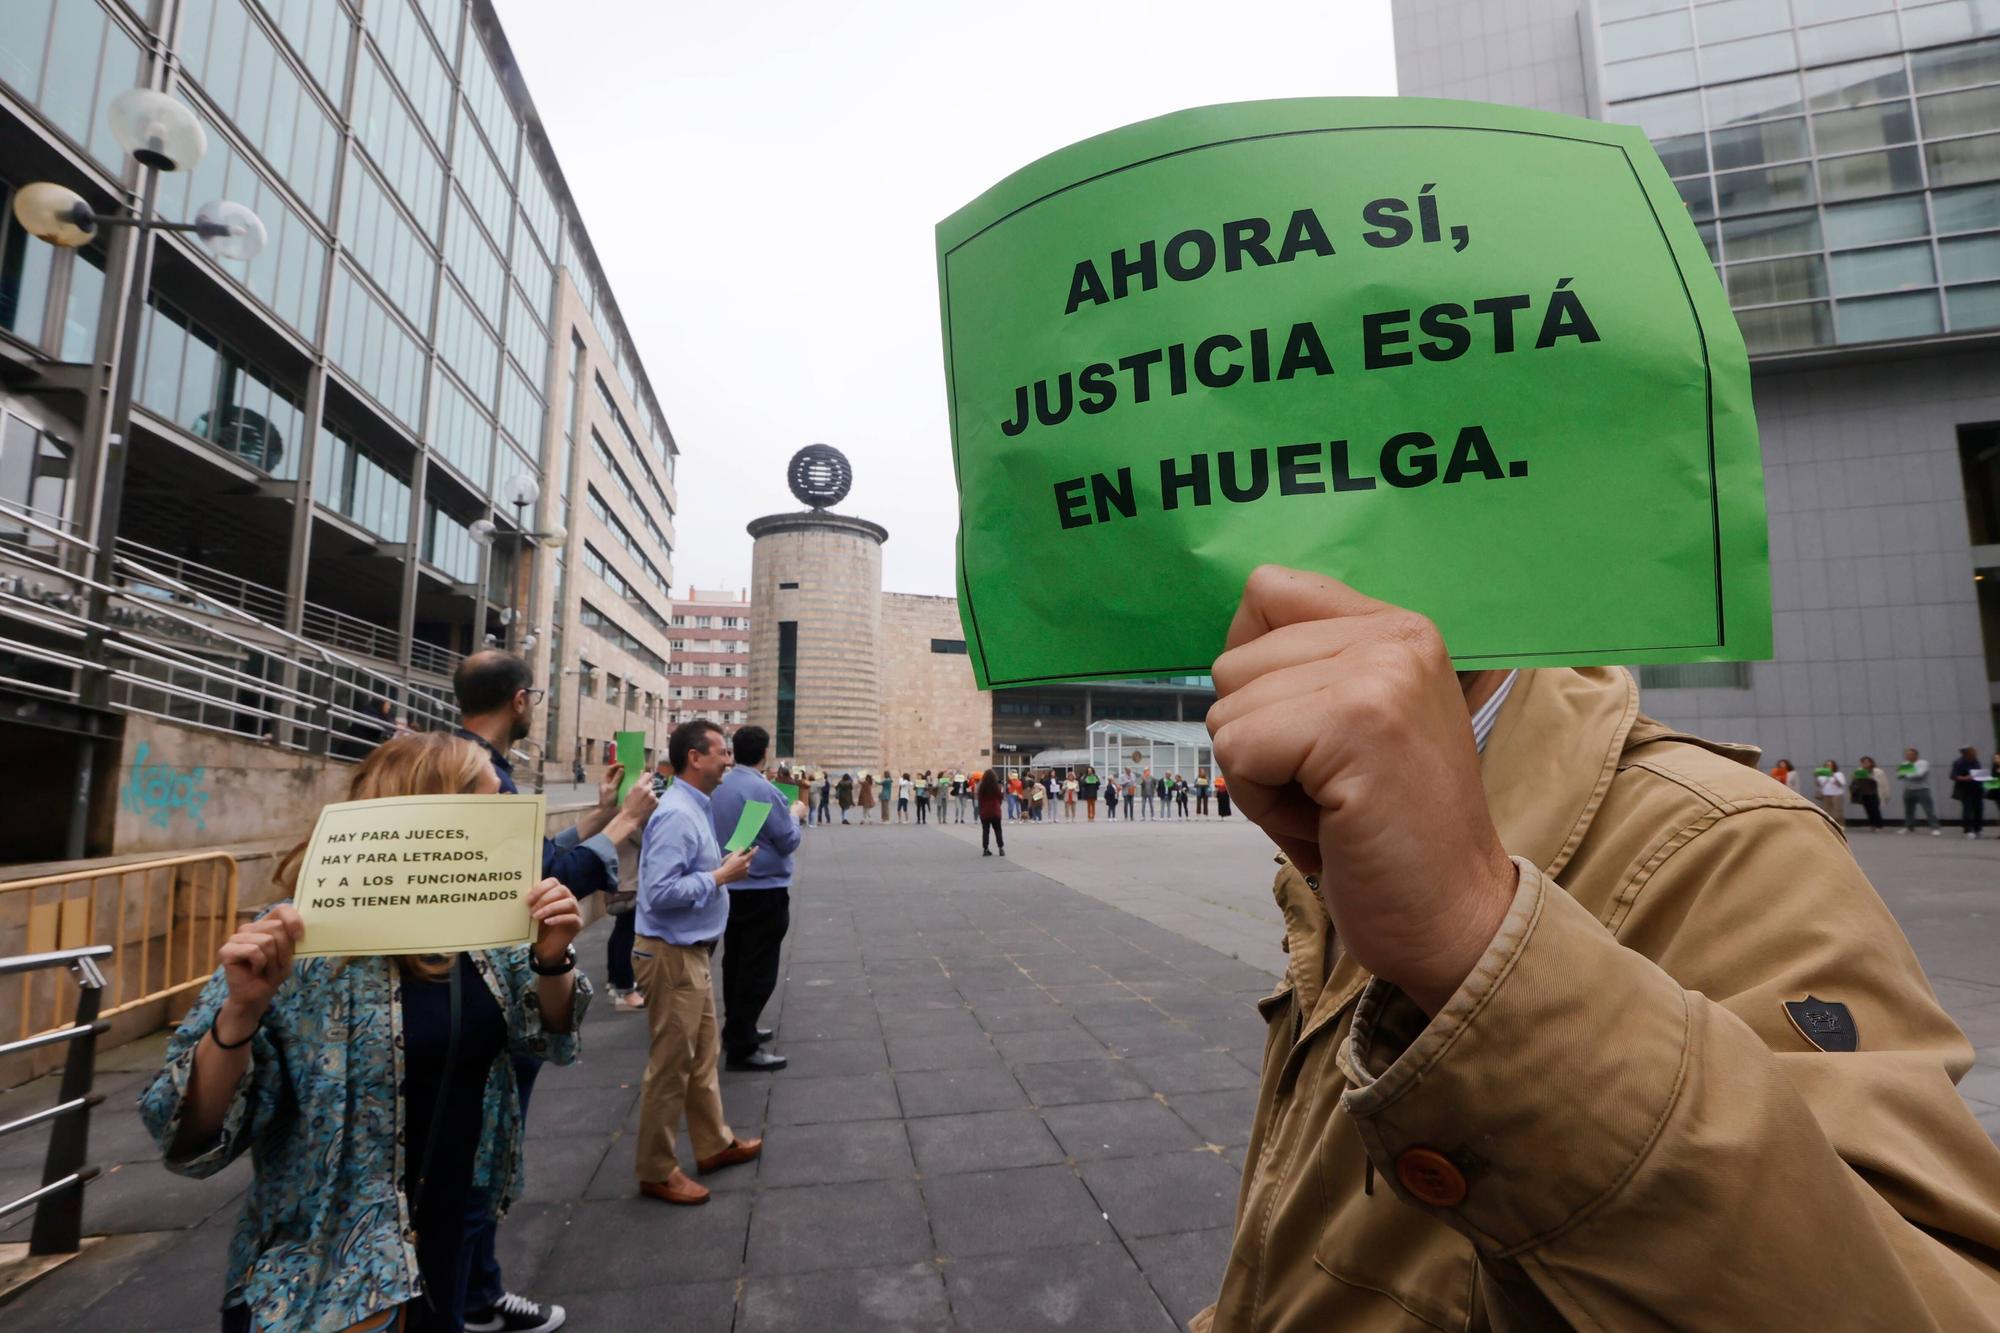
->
[879,592,994,772]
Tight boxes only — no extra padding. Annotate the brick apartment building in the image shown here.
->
[668,587,751,734]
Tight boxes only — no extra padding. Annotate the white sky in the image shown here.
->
[491,0,1399,598]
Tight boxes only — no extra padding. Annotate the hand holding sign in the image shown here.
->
[527,877,583,968]
[715,849,754,887]
[1206,566,1517,1017]
[214,904,304,1043]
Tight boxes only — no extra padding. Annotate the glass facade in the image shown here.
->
[1600,5,2000,353]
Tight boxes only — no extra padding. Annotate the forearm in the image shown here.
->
[572,805,613,841]
[535,970,577,1032]
[171,1002,258,1154]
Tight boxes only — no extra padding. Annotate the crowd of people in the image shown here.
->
[787,765,1235,831]
[141,653,809,1333]
[1770,745,1999,838]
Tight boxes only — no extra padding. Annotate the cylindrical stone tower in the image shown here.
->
[746,447,889,775]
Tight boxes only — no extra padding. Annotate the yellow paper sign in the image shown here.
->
[293,794,546,957]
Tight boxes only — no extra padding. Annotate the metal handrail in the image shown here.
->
[0,944,110,1255]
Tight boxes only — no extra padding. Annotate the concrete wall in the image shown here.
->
[747,514,887,775]
[1640,350,1998,768]
[1392,0,1591,113]
[111,715,351,857]
[878,593,992,773]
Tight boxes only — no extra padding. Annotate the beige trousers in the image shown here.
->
[633,936,733,1182]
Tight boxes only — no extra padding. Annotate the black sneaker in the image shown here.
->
[465,1292,565,1332]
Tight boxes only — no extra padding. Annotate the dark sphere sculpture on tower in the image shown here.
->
[787,443,853,510]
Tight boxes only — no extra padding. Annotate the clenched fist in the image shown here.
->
[1206,566,1518,1015]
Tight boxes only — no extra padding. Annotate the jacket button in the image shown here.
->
[1395,1148,1468,1207]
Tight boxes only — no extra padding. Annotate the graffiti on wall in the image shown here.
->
[122,742,211,831]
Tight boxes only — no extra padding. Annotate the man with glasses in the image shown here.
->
[453,648,655,1332]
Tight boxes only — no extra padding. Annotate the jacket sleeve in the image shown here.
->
[1337,809,2000,1331]
[139,968,289,1178]
[541,831,614,899]
[761,783,803,856]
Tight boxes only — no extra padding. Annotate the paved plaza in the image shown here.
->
[2,814,1997,1330]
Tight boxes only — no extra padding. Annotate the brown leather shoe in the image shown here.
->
[638,1170,710,1205]
[695,1137,762,1174]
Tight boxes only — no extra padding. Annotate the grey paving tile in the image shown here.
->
[876,1005,982,1038]
[921,1164,1117,1257]
[908,1109,1067,1175]
[1168,1086,1260,1147]
[542,1193,752,1287]
[744,1179,934,1276]
[1083,1020,1213,1057]
[739,1262,950,1333]
[1014,1058,1154,1108]
[766,1071,902,1125]
[519,1135,614,1204]
[758,1118,913,1187]
[886,1032,1003,1072]
[1132,1225,1236,1327]
[1042,1097,1208,1161]
[990,1025,1110,1065]
[781,1037,890,1077]
[1082,1152,1243,1240]
[1127,1050,1263,1095]
[973,999,1080,1032]
[542,1280,737,1332]
[895,1066,1032,1118]
[945,1241,1177,1333]
[778,1004,883,1041]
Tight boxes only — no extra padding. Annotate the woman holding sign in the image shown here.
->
[141,734,590,1333]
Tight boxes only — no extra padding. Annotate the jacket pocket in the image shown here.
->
[1315,1107,1478,1331]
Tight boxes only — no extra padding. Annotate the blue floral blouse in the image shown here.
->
[140,942,590,1333]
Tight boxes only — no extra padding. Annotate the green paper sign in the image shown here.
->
[724,799,773,854]
[936,98,1771,689]
[1814,766,1834,777]
[1897,763,1918,777]
[615,731,646,800]
[774,782,801,805]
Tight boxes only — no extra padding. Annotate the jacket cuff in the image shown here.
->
[1337,858,1690,1252]
[578,832,621,884]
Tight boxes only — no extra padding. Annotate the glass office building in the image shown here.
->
[1394,0,1998,767]
[0,0,679,856]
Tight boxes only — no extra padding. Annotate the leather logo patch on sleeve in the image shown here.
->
[1784,996,1858,1052]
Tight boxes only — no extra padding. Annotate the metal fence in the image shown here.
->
[0,944,112,1256]
[3,852,237,1041]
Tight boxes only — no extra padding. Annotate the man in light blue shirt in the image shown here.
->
[633,720,756,1206]
[709,725,803,1073]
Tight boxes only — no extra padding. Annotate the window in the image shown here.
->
[1714,162,1815,216]
[327,265,423,429]
[778,580,799,590]
[580,600,666,673]
[444,192,506,326]
[498,359,544,452]
[259,0,349,102]
[1816,146,1922,202]
[1828,243,1935,297]
[1836,290,1942,341]
[0,0,143,173]
[429,372,494,490]
[424,499,481,582]
[1604,50,1700,101]
[1734,301,1834,352]
[179,0,341,220]
[0,413,73,542]
[583,485,671,593]
[1705,72,1804,127]
[1699,33,1799,85]
[339,153,436,327]
[1812,100,1915,154]
[1795,13,1902,66]
[351,50,444,227]
[365,0,447,127]
[930,638,968,654]
[136,298,307,478]
[1822,194,1929,247]
[582,541,670,631]
[1709,118,1807,171]
[1601,10,1691,63]
[1720,208,1820,259]
[1805,55,1908,110]
[436,282,498,402]
[1726,255,1827,305]
[452,116,513,243]
[315,417,411,541]
[1925,133,2000,189]
[1936,182,2000,233]
[776,620,797,758]
[1940,234,2000,284]
[1696,0,1791,46]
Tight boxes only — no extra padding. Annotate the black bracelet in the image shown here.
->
[210,1016,258,1050]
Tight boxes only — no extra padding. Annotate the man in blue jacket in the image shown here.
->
[454,649,653,1332]
[710,725,803,1072]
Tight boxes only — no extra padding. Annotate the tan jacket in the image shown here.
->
[1196,667,2000,1331]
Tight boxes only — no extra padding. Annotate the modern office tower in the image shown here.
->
[0,0,678,858]
[1394,0,1998,765]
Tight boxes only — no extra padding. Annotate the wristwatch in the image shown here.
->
[530,944,576,976]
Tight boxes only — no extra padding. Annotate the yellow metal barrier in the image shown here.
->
[2,852,238,1040]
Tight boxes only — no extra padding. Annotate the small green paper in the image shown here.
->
[615,731,646,800]
[1813,766,1834,777]
[725,800,773,853]
[1897,763,1917,777]
[1983,779,2000,791]
[774,782,800,805]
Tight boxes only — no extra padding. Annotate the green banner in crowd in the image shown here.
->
[774,782,801,805]
[615,731,646,800]
[935,98,1771,689]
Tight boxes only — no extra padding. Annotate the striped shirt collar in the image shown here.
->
[1472,671,1518,754]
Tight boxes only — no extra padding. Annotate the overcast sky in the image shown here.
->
[491,0,1398,598]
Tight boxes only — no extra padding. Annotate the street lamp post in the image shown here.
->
[12,89,267,857]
